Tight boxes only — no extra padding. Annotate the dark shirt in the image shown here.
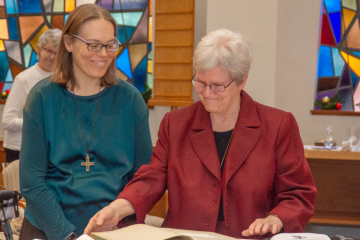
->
[213,129,233,221]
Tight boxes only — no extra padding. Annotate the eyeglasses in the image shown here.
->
[72,34,121,52]
[42,47,57,56]
[191,74,235,93]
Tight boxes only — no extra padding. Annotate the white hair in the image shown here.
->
[193,29,252,85]
[37,28,62,49]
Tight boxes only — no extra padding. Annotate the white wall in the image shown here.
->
[201,0,360,145]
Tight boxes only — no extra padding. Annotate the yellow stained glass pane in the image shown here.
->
[340,51,360,76]
[342,8,356,34]
[116,69,128,81]
[116,46,122,56]
[30,25,50,54]
[149,0,152,16]
[0,40,5,51]
[147,59,152,73]
[148,16,152,42]
[65,0,75,12]
[0,19,9,39]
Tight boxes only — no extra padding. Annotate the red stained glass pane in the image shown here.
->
[321,14,336,46]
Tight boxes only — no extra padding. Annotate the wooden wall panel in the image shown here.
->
[156,0,194,13]
[153,80,192,98]
[155,13,194,30]
[147,0,194,107]
[155,31,193,46]
[155,47,193,63]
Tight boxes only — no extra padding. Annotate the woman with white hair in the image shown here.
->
[2,28,62,163]
[85,29,316,239]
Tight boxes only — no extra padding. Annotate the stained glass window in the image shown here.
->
[0,0,152,98]
[315,0,360,111]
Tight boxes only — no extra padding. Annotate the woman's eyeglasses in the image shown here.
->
[72,34,121,52]
[42,47,57,56]
[191,74,235,93]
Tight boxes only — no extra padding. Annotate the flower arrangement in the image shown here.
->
[314,93,344,110]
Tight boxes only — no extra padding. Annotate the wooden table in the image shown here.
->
[305,149,360,226]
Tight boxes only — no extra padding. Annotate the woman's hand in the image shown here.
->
[242,214,283,237]
[84,199,135,235]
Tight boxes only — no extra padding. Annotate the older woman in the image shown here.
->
[85,29,316,239]
[2,28,62,163]
[19,4,152,240]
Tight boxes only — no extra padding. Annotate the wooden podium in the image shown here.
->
[305,149,360,226]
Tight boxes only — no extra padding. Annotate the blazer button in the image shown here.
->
[226,224,229,228]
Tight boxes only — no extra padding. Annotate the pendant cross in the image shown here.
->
[81,154,95,172]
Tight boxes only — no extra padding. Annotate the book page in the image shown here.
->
[164,228,239,240]
[90,224,192,240]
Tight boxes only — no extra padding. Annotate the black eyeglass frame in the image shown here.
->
[190,74,235,93]
[72,34,121,52]
[41,47,57,56]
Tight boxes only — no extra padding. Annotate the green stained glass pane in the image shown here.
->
[123,12,143,27]
[111,13,123,25]
[147,73,153,89]
[24,44,32,67]
[342,0,357,10]
[53,0,64,12]
[332,48,345,76]
[47,15,51,24]
[148,50,152,60]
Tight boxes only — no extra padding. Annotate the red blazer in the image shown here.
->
[119,91,316,238]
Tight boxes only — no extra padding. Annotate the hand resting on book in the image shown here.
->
[242,214,283,236]
[84,198,135,234]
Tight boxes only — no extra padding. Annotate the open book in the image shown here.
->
[78,224,331,240]
[84,224,237,240]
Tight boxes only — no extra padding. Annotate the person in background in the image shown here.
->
[19,4,152,240]
[85,29,317,239]
[2,28,62,163]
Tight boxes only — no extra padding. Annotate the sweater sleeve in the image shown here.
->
[20,92,76,240]
[269,112,317,232]
[118,112,170,223]
[2,76,26,131]
[127,90,153,181]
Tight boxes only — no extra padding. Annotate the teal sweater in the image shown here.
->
[19,78,153,239]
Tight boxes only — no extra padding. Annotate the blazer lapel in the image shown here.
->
[190,103,221,182]
[223,91,262,185]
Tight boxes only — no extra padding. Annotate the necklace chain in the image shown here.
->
[220,129,234,167]
[73,87,101,157]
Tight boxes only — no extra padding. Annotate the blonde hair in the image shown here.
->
[52,4,118,90]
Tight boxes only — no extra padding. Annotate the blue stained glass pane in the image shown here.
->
[125,27,135,41]
[116,48,132,78]
[18,0,42,13]
[5,0,15,14]
[340,65,351,87]
[317,45,334,77]
[114,0,120,10]
[98,0,112,10]
[133,57,147,92]
[351,69,359,89]
[117,26,126,43]
[148,43,151,51]
[24,44,32,68]
[0,52,9,81]
[329,12,341,43]
[64,15,69,25]
[8,17,18,40]
[324,0,341,12]
[354,52,360,57]
[111,13,123,25]
[121,0,147,9]
[5,69,13,82]
[29,52,39,67]
[332,48,344,76]
[3,82,13,91]
[338,88,354,111]
[14,0,19,13]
